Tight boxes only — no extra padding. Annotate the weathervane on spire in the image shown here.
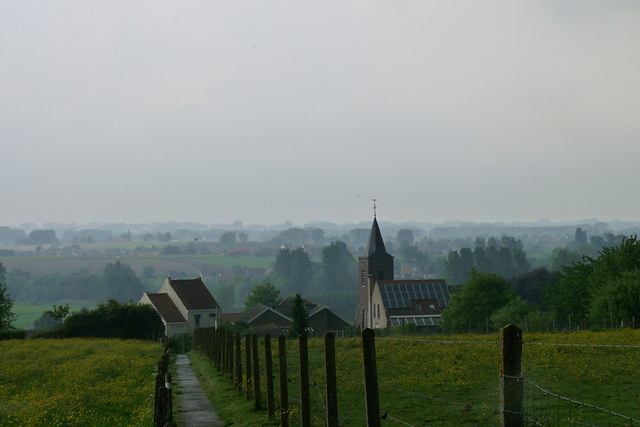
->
[373,198,377,218]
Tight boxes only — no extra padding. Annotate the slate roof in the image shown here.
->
[145,293,186,323]
[365,218,393,259]
[168,278,219,310]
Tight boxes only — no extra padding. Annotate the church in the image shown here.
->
[355,217,451,329]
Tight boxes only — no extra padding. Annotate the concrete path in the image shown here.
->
[173,354,224,427]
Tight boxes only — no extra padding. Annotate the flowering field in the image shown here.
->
[209,329,640,426]
[0,338,162,426]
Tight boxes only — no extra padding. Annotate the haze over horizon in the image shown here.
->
[2,1,639,227]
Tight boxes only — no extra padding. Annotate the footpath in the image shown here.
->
[173,354,224,427]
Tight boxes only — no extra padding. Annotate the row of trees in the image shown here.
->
[443,236,640,332]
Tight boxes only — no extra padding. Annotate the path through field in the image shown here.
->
[174,354,223,427]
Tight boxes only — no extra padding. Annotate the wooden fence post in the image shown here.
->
[325,332,339,427]
[252,334,261,409]
[164,372,173,423]
[500,324,524,427]
[362,328,380,427]
[245,334,252,400]
[227,331,234,378]
[299,332,311,427]
[279,335,289,427]
[235,332,242,391]
[265,334,275,419]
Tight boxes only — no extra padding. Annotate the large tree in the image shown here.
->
[317,241,356,292]
[244,282,281,310]
[442,271,513,332]
[102,260,144,302]
[274,248,314,294]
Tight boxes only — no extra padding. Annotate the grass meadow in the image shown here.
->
[0,338,162,426]
[192,329,640,426]
[11,303,90,330]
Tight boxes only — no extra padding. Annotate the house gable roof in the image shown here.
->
[238,303,292,325]
[145,293,186,323]
[168,278,219,310]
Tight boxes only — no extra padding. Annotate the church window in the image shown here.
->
[361,270,366,287]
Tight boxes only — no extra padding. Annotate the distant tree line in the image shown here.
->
[6,260,144,305]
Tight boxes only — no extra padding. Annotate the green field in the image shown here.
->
[0,338,162,426]
[192,329,640,426]
[2,255,274,277]
[11,303,91,330]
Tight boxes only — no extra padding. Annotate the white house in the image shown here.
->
[140,277,221,337]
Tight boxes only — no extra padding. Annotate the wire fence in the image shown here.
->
[193,328,639,426]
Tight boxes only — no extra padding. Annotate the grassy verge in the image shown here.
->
[187,350,279,426]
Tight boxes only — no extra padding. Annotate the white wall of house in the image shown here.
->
[188,309,220,332]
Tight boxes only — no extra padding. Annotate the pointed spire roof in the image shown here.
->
[366,217,393,259]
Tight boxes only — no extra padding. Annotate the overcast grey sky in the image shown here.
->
[2,1,639,227]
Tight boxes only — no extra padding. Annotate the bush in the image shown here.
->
[37,300,164,340]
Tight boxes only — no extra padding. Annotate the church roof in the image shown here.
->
[365,217,393,259]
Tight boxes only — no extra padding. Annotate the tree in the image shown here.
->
[33,304,69,331]
[102,260,144,302]
[288,293,309,338]
[0,262,16,330]
[442,271,512,332]
[317,241,356,292]
[589,269,640,327]
[490,296,531,330]
[548,236,640,324]
[220,231,237,248]
[445,239,530,285]
[509,267,557,307]
[238,232,248,243]
[274,248,314,294]
[244,283,281,310]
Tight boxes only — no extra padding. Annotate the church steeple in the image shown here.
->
[356,215,395,328]
[366,217,392,258]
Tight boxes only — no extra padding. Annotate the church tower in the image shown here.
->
[356,217,394,328]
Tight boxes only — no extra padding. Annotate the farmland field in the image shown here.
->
[194,329,640,426]
[1,255,274,277]
[0,339,162,426]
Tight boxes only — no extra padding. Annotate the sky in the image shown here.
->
[2,1,639,227]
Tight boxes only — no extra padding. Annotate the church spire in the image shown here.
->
[366,216,392,259]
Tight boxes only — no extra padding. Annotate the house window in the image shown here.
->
[209,313,215,318]
[195,314,201,328]
[429,304,436,311]
[415,304,422,311]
